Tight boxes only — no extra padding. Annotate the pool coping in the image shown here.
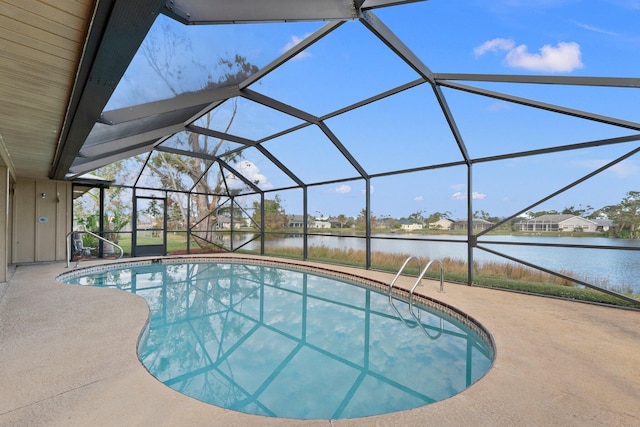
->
[2,254,640,426]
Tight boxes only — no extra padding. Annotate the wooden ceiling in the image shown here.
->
[0,0,95,179]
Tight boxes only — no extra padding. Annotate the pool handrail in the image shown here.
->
[389,257,446,339]
[388,256,421,304]
[408,308,444,340]
[409,259,444,315]
[66,227,124,268]
[388,294,420,331]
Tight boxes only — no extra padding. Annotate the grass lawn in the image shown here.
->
[110,233,188,255]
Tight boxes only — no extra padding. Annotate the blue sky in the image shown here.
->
[104,0,640,220]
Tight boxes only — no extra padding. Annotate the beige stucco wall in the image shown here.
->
[12,179,71,264]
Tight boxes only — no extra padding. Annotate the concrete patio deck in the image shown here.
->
[1,255,639,426]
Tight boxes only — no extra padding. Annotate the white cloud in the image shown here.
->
[361,185,374,194]
[507,41,583,72]
[472,192,487,200]
[474,38,515,57]
[414,195,424,201]
[573,21,619,36]
[227,160,272,190]
[452,191,487,200]
[335,184,351,194]
[282,34,312,60]
[474,37,583,72]
[486,101,511,112]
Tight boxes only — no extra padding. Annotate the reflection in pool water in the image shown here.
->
[62,261,493,420]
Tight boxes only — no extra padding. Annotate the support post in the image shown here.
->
[467,164,474,286]
[303,187,308,260]
[260,193,265,255]
[365,177,371,269]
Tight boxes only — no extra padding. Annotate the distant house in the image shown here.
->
[311,220,331,229]
[327,217,353,228]
[429,218,453,230]
[287,215,304,228]
[399,219,423,231]
[517,214,600,232]
[215,215,243,230]
[593,219,613,232]
[216,216,232,230]
[286,215,331,229]
[451,219,493,231]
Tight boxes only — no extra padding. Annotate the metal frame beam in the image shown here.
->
[241,21,345,90]
[317,122,369,180]
[79,124,184,159]
[435,73,640,88]
[101,86,234,125]
[164,0,359,24]
[187,125,257,147]
[439,80,640,131]
[360,10,434,83]
[52,0,167,180]
[240,89,320,124]
[68,146,156,177]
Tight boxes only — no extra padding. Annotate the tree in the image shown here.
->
[167,199,185,230]
[252,196,287,231]
[129,25,259,248]
[355,208,376,230]
[73,163,131,246]
[526,209,558,218]
[408,210,425,224]
[105,209,129,243]
[597,191,640,237]
[561,204,594,217]
[387,218,401,229]
[473,210,491,220]
[425,211,451,224]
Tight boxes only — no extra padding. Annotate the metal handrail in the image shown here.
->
[388,257,446,340]
[388,256,421,304]
[409,259,444,315]
[409,309,444,340]
[66,228,124,268]
[388,295,419,331]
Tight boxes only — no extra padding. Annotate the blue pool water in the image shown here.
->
[60,260,493,420]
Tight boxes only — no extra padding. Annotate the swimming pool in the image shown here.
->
[59,258,494,420]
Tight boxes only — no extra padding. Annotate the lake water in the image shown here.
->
[230,233,640,294]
